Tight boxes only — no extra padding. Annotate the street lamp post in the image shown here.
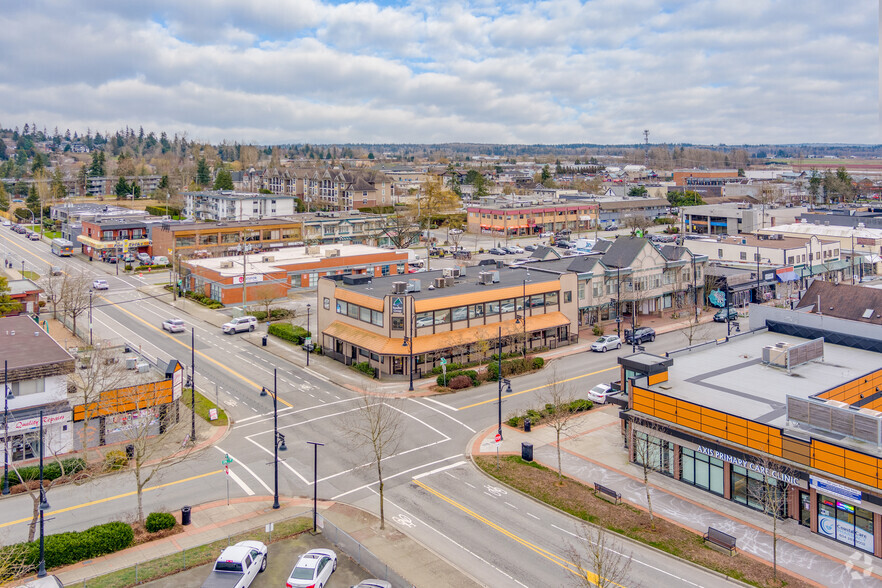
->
[403,297,414,391]
[616,267,622,339]
[37,409,50,578]
[3,360,10,495]
[496,327,512,442]
[306,441,323,532]
[88,290,93,346]
[272,369,286,510]
[305,303,311,367]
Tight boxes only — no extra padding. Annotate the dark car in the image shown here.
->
[488,247,506,255]
[555,240,570,249]
[624,327,656,344]
[714,308,739,322]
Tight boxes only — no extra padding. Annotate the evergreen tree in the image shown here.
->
[213,168,234,190]
[196,157,211,186]
[0,275,21,317]
[26,183,40,214]
[0,183,9,212]
[0,139,6,161]
[114,176,131,199]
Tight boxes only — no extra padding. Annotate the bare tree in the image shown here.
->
[38,270,64,320]
[565,523,633,588]
[340,392,404,529]
[375,208,421,249]
[631,421,666,530]
[539,366,579,481]
[745,457,794,584]
[60,269,92,337]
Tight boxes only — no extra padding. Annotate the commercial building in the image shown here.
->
[466,201,598,236]
[77,218,152,261]
[51,203,149,244]
[682,204,759,235]
[5,279,43,315]
[151,219,303,261]
[0,316,75,463]
[184,191,299,222]
[182,244,411,305]
[673,169,740,188]
[621,305,882,556]
[299,211,390,246]
[596,198,669,228]
[316,263,579,378]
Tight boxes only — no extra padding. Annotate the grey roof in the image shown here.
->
[600,236,650,268]
[566,255,603,274]
[590,239,613,253]
[659,244,688,261]
[530,245,561,260]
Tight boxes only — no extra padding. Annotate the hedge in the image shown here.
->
[182,291,223,309]
[506,398,594,427]
[436,369,479,387]
[4,457,86,488]
[268,323,311,344]
[145,205,182,217]
[2,521,134,573]
[353,362,375,377]
[145,512,177,533]
[252,309,293,321]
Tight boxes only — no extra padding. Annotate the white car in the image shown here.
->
[222,316,258,334]
[162,318,186,333]
[286,549,337,588]
[1,220,10,227]
[540,231,553,238]
[449,228,463,235]
[351,581,392,588]
[591,335,622,353]
[588,383,617,404]
[152,256,169,265]
[92,279,109,290]
[508,245,525,254]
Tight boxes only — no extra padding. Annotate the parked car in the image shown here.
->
[105,256,118,264]
[605,224,618,231]
[1,220,10,227]
[449,228,463,234]
[587,383,618,405]
[488,247,506,255]
[554,240,570,249]
[49,266,62,276]
[162,318,186,333]
[286,549,337,588]
[508,245,525,254]
[222,316,258,334]
[27,231,40,241]
[714,308,739,322]
[121,254,136,263]
[539,231,553,238]
[624,327,656,344]
[152,255,169,265]
[524,244,538,252]
[500,246,517,255]
[92,279,109,290]
[591,335,622,353]
[351,581,392,588]
[137,253,152,264]
[201,540,266,588]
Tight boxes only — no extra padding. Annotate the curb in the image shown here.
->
[466,425,759,588]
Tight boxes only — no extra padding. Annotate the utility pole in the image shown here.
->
[190,328,196,443]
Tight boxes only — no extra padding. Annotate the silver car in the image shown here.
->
[222,316,257,334]
[162,318,186,333]
[591,335,622,353]
[351,581,392,588]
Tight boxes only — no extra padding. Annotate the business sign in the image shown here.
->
[810,475,862,504]
[232,275,264,284]
[695,445,800,485]
[857,237,876,246]
[707,289,726,308]
[9,412,71,432]
[775,266,795,275]
[209,408,218,421]
[172,367,183,400]
[392,297,404,314]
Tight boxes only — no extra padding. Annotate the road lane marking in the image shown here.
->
[413,460,467,480]
[97,297,293,407]
[0,470,223,529]
[458,366,618,410]
[413,479,614,585]
[227,469,255,495]
[408,398,475,433]
[242,437,309,484]
[331,454,463,500]
[422,397,458,411]
[214,446,274,494]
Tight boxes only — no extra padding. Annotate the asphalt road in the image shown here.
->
[0,225,733,588]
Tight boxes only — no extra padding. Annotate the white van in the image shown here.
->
[152,256,169,265]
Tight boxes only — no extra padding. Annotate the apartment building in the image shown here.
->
[84,175,162,197]
[237,168,391,212]
[77,217,151,261]
[184,191,298,222]
[466,201,598,236]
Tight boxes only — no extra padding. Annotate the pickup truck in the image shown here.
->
[201,541,267,588]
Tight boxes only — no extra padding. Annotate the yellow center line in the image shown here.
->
[413,479,619,586]
[458,366,618,410]
[0,469,223,529]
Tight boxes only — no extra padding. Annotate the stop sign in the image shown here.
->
[494,433,502,444]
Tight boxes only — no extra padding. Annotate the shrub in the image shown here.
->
[506,416,521,427]
[353,362,375,377]
[268,323,311,344]
[531,357,545,369]
[486,362,499,381]
[592,324,604,336]
[568,399,594,412]
[9,521,134,572]
[145,512,177,533]
[448,375,472,390]
[103,450,129,472]
[145,205,182,217]
[437,370,478,387]
[3,458,85,488]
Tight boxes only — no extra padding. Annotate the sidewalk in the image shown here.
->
[51,497,479,588]
[473,408,882,587]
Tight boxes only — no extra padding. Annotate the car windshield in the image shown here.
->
[590,385,609,395]
[290,566,315,580]
[596,337,610,342]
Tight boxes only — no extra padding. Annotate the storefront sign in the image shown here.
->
[695,445,800,485]
[9,412,70,432]
[811,475,861,504]
[392,297,404,314]
[232,275,263,284]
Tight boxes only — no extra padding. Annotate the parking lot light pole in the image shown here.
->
[307,441,324,532]
[89,290,93,345]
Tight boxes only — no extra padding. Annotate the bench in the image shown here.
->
[593,482,621,505]
[704,527,737,555]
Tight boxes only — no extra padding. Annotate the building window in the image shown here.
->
[530,294,545,308]
[731,465,787,516]
[416,312,433,327]
[634,432,674,476]
[818,494,874,553]
[348,304,359,319]
[680,447,724,495]
[337,300,347,315]
[382,265,390,276]
[434,308,450,325]
[371,310,383,327]
[308,273,318,288]
[501,299,515,313]
[360,306,371,323]
[718,249,723,258]
[740,252,747,260]
[392,316,404,330]
[546,291,559,306]
[452,306,467,322]
[469,303,484,319]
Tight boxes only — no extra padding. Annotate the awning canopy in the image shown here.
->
[865,255,882,263]
[323,312,571,356]
[77,235,150,250]
[776,271,800,282]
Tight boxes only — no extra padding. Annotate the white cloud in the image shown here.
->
[0,0,876,145]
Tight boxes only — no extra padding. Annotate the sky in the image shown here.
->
[0,1,877,146]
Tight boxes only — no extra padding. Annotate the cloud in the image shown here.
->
[0,0,875,145]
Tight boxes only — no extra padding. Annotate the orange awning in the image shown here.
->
[322,312,571,356]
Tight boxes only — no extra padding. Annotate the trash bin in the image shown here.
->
[181,505,191,526]
[125,444,134,460]
[262,335,268,346]
[521,442,533,462]
[524,418,531,433]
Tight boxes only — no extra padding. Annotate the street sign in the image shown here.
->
[304,337,312,346]
[440,357,447,365]
[221,454,233,465]
[494,433,502,444]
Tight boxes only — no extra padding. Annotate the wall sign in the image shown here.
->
[392,297,404,314]
[695,445,800,485]
[810,475,862,504]
[8,412,71,432]
[707,290,726,308]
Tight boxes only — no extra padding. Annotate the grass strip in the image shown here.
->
[180,389,228,426]
[82,517,311,588]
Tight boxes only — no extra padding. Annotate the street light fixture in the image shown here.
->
[37,409,50,578]
[305,303,311,367]
[496,326,512,441]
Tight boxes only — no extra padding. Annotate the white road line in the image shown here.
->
[369,488,529,588]
[550,524,705,587]
[504,502,518,510]
[243,437,309,484]
[465,482,476,489]
[388,403,450,440]
[412,460,467,480]
[331,454,464,500]
[213,446,273,494]
[236,397,357,428]
[303,368,330,383]
[227,469,255,496]
[408,398,475,433]
[526,512,540,520]
[421,397,459,411]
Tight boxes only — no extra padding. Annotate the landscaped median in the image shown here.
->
[181,388,228,426]
[474,455,812,588]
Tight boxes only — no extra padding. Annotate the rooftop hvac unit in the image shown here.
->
[125,357,137,370]
[826,399,849,409]
[137,362,150,373]
[407,279,421,292]
[491,271,500,283]
[480,271,493,285]
[442,268,454,278]
[452,267,462,278]
[219,261,234,269]
[326,249,341,258]
[392,281,407,294]
[444,276,454,287]
[262,255,275,263]
[306,246,321,255]
[433,277,446,289]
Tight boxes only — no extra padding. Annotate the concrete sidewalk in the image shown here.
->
[49,497,479,588]
[474,407,882,588]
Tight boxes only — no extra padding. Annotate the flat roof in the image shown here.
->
[0,315,74,370]
[641,331,882,430]
[158,218,301,232]
[335,264,561,301]
[691,234,836,249]
[185,244,405,276]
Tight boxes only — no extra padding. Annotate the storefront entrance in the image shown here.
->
[818,494,874,553]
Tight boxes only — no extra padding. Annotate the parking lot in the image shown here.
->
[138,532,373,588]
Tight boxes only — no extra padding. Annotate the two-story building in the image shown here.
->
[300,211,390,246]
[77,217,151,261]
[682,204,760,235]
[151,219,303,261]
[466,201,598,236]
[0,316,76,463]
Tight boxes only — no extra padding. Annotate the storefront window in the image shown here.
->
[546,291,559,306]
[452,306,467,322]
[731,466,787,517]
[818,494,874,553]
[634,432,675,476]
[371,310,383,327]
[360,307,371,323]
[348,304,359,319]
[680,448,724,495]
[391,316,404,331]
[337,301,348,315]
[488,301,500,314]
[416,312,433,328]
[501,299,515,313]
[531,294,545,308]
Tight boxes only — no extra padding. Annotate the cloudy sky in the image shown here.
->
[0,1,876,145]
